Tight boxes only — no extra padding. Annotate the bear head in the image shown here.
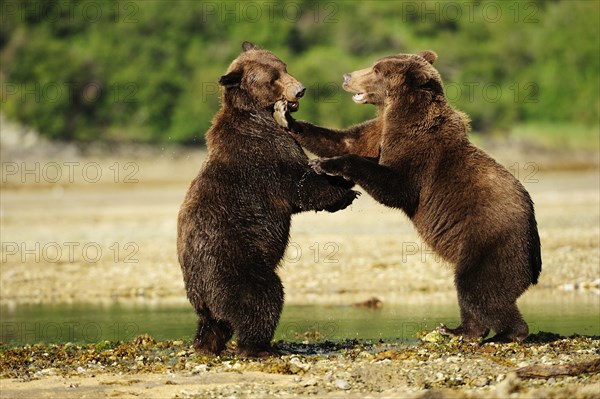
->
[219,41,306,113]
[342,51,443,106]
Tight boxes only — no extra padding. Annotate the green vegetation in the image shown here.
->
[1,0,598,144]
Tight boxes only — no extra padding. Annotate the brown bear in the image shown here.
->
[283,51,542,343]
[177,42,358,357]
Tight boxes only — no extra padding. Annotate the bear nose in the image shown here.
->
[343,73,351,84]
[295,86,306,98]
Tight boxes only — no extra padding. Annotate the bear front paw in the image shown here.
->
[273,100,289,129]
[324,190,361,213]
[309,157,345,177]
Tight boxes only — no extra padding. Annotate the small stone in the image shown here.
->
[39,368,56,376]
[334,379,351,390]
[76,366,86,375]
[473,377,490,387]
[561,283,575,291]
[192,365,208,374]
[289,356,310,372]
[301,378,318,387]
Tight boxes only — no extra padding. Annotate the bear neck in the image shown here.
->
[382,92,460,138]
[215,102,283,137]
[221,89,271,115]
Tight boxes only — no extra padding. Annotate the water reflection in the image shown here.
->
[1,291,598,346]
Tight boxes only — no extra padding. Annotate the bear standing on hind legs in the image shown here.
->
[282,51,542,343]
[177,42,359,358]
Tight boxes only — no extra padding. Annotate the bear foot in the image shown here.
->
[193,340,217,355]
[237,345,284,358]
[193,338,226,356]
[482,328,529,344]
[438,323,490,341]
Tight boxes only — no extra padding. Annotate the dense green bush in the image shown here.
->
[1,0,598,143]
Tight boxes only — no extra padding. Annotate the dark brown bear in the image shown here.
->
[284,51,542,343]
[177,42,358,357]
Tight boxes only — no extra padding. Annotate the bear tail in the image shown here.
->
[528,208,542,285]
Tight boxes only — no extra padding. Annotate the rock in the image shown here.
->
[351,297,383,308]
[289,356,311,372]
[473,376,490,387]
[192,364,208,374]
[300,378,318,387]
[334,379,351,390]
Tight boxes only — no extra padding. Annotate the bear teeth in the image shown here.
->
[353,93,366,103]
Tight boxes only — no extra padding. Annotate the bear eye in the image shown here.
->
[269,71,280,85]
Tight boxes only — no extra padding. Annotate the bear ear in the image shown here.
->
[406,64,429,87]
[418,50,437,65]
[407,64,443,94]
[219,69,243,87]
[242,41,258,52]
[406,64,433,87]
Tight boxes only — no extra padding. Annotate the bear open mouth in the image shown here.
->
[287,100,299,112]
[352,93,366,103]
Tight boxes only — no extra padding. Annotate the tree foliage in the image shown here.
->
[1,0,598,143]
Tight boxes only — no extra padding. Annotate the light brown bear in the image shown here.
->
[283,51,542,343]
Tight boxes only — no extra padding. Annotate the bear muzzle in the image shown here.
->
[284,85,305,112]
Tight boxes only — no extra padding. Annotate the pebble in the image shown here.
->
[334,379,351,390]
[473,376,490,387]
[289,356,311,372]
[301,378,318,387]
[192,365,208,374]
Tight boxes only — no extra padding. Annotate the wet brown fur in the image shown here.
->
[177,42,358,357]
[293,51,542,342]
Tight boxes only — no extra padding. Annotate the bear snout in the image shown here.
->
[295,86,306,98]
[283,83,305,101]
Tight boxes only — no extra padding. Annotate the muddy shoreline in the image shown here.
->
[1,333,599,398]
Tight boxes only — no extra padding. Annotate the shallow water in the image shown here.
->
[2,292,598,346]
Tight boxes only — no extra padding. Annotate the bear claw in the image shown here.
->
[273,100,289,128]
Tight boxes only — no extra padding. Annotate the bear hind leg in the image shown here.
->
[451,264,529,343]
[229,277,284,358]
[192,309,233,355]
[439,288,490,340]
[235,304,283,358]
[482,303,529,343]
